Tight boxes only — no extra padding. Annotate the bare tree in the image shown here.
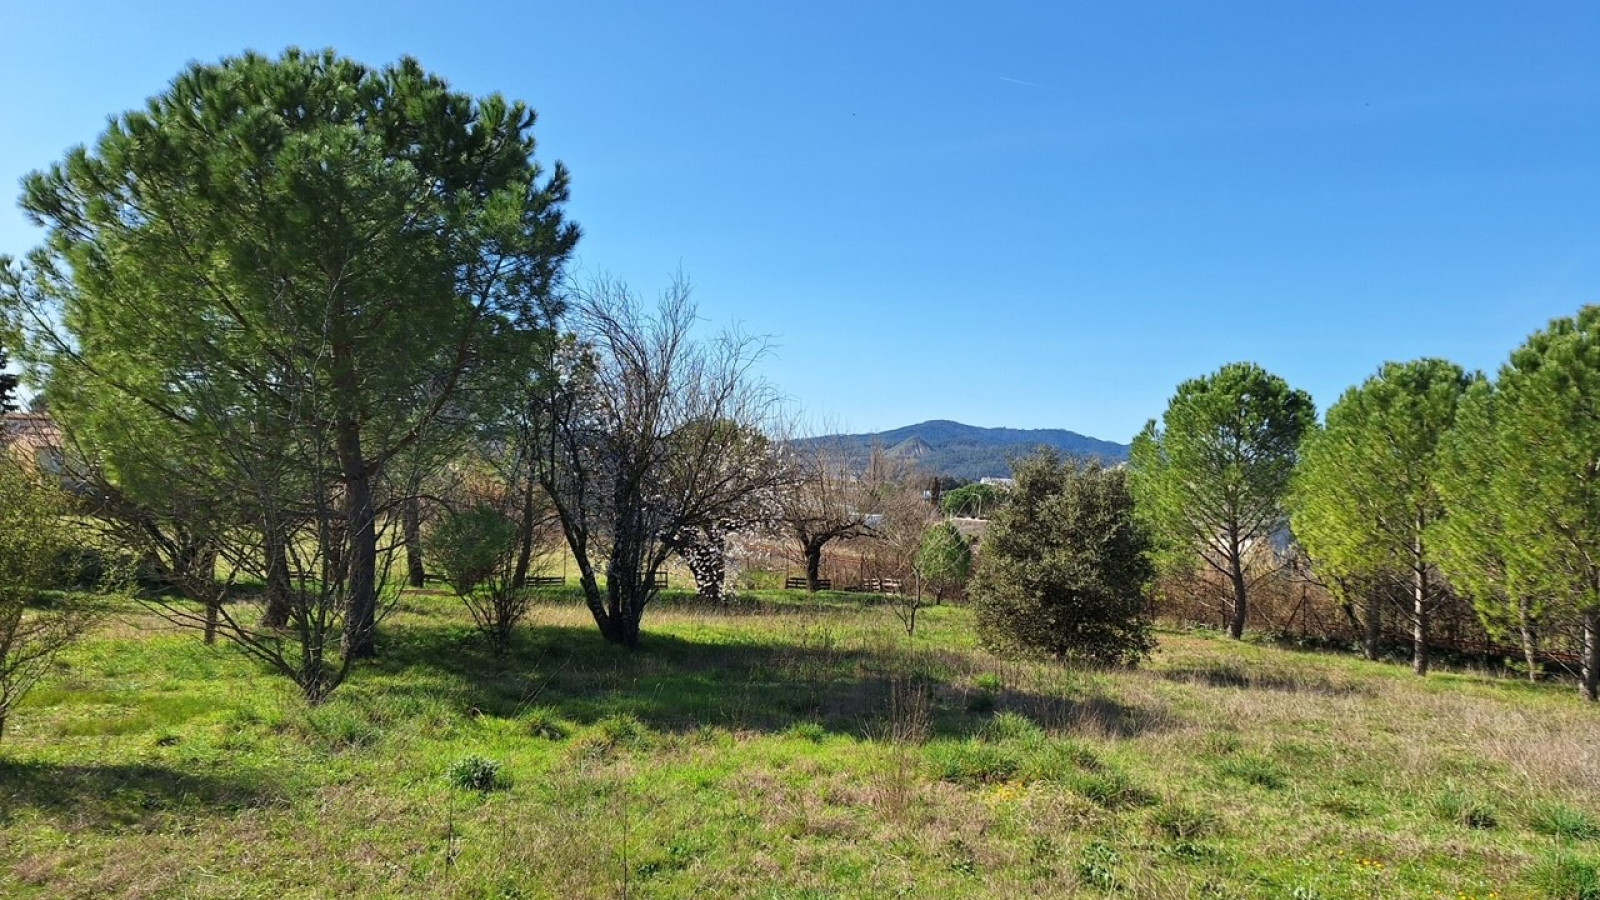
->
[528,275,786,647]
[779,443,902,592]
[871,484,940,635]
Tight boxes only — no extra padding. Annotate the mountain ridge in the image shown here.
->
[798,419,1130,481]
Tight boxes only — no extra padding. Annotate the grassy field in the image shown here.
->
[2,590,1597,899]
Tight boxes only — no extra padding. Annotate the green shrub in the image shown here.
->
[447,754,508,792]
[982,710,1044,744]
[1218,754,1286,790]
[786,721,826,743]
[1077,841,1122,891]
[1534,804,1600,841]
[973,673,1004,693]
[521,706,568,741]
[1069,769,1155,808]
[0,461,92,742]
[301,704,380,750]
[1017,741,1100,783]
[1150,801,1221,840]
[596,713,651,748]
[969,453,1155,665]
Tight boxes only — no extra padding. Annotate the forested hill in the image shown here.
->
[797,420,1131,480]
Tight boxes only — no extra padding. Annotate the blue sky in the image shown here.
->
[2,1,1595,442]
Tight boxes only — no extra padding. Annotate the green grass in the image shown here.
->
[1,588,1596,899]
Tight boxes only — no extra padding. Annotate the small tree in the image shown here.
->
[1129,362,1315,639]
[428,502,540,653]
[971,451,1155,665]
[939,483,1006,518]
[661,420,786,603]
[917,521,973,604]
[866,479,937,635]
[0,461,91,741]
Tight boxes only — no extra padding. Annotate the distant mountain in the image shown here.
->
[797,420,1130,481]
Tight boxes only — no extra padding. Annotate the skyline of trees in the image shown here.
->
[0,46,1595,701]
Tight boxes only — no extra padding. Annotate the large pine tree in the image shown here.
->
[1291,359,1475,675]
[2,49,578,673]
[1435,307,1600,701]
[1128,362,1315,639]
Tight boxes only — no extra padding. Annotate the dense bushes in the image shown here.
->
[0,461,92,740]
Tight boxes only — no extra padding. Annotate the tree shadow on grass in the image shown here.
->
[0,760,283,832]
[1156,661,1372,697]
[357,617,1175,743]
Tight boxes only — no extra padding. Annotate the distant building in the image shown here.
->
[1,412,66,477]
[978,476,1014,489]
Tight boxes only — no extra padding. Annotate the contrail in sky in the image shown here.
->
[997,76,1047,89]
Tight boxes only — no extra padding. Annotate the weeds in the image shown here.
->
[447,754,509,792]
[1530,853,1600,900]
[1534,804,1600,841]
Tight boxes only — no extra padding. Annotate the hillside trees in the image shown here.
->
[526,276,786,646]
[0,49,578,663]
[1292,359,1475,675]
[1129,362,1314,639]
[971,451,1155,665]
[1434,308,1600,701]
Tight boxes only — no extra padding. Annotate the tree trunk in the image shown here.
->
[342,465,378,661]
[262,522,291,628]
[512,475,539,590]
[1582,609,1599,703]
[683,528,727,603]
[332,310,377,661]
[1412,556,1430,677]
[203,598,219,645]
[1363,589,1382,661]
[0,710,7,743]
[403,496,426,588]
[596,591,643,648]
[804,541,824,593]
[1227,558,1248,640]
[1517,596,1540,682]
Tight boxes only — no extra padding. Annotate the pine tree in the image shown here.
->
[1292,359,1475,674]
[1128,362,1315,639]
[1434,307,1600,700]
[0,345,18,413]
[2,48,577,684]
